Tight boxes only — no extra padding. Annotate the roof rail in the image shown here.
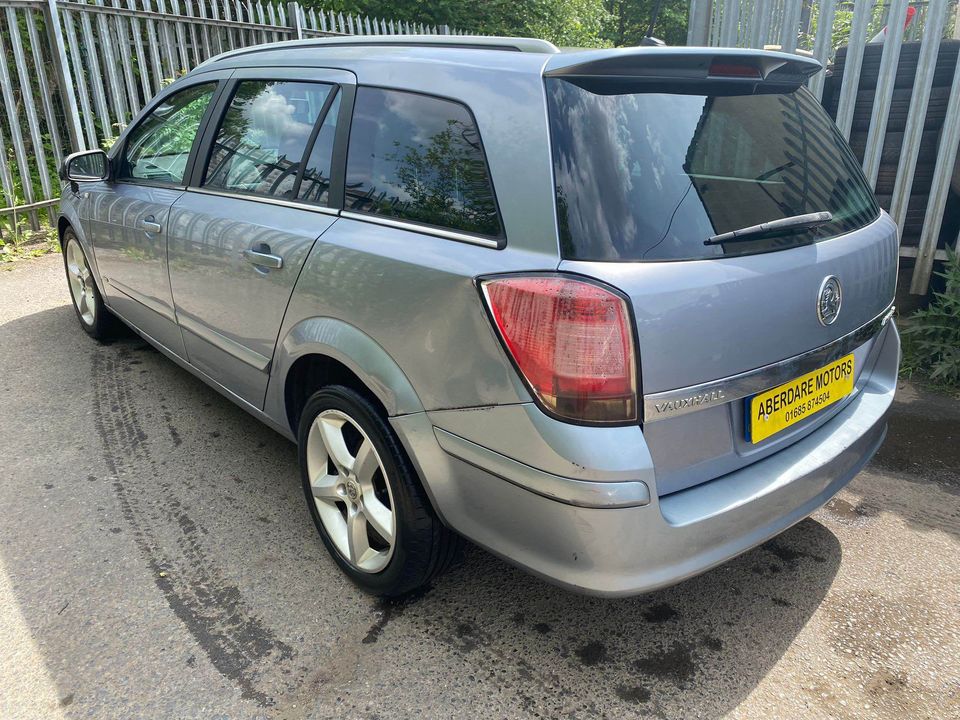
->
[196,35,560,69]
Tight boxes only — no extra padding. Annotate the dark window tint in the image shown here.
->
[345,87,501,237]
[203,80,333,198]
[297,90,341,205]
[547,79,880,261]
[119,83,215,184]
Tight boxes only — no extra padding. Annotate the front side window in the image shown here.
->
[118,82,216,185]
[345,87,502,238]
[203,80,334,199]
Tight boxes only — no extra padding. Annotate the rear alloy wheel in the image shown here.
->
[63,229,115,340]
[298,385,460,596]
[307,408,397,573]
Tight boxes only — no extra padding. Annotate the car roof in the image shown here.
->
[193,35,560,71]
[191,37,822,84]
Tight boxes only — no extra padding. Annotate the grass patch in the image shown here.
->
[0,226,60,267]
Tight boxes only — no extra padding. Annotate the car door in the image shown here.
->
[166,68,353,407]
[83,76,227,356]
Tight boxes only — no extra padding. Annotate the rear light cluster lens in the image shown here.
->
[481,276,638,424]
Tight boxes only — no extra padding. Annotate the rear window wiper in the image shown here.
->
[704,211,833,246]
[754,160,796,182]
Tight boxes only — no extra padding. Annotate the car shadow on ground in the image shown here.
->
[2,305,847,718]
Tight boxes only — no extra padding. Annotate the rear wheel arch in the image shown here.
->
[274,317,425,435]
[285,353,387,433]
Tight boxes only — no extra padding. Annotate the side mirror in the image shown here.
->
[62,149,110,183]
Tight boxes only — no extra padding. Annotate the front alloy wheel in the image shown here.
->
[62,229,115,340]
[66,235,97,327]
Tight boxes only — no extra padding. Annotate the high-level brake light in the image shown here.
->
[708,61,762,79]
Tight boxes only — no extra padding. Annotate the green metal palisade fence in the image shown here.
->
[0,0,457,235]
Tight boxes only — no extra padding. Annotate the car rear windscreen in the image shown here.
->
[546,78,880,261]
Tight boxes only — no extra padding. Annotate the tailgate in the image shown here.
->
[561,214,897,396]
[545,56,897,495]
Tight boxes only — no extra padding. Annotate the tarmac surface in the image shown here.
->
[1,255,958,719]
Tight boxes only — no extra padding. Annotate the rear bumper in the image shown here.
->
[392,321,899,597]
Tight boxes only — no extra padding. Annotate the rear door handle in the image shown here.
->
[243,248,283,270]
[140,217,162,234]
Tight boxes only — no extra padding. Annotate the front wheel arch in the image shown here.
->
[62,227,117,341]
[57,216,73,247]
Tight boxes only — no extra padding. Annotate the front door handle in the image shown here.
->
[243,247,283,270]
[140,216,162,234]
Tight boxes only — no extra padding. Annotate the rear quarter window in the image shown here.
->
[547,79,880,261]
[345,87,502,238]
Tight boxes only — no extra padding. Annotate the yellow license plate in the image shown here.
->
[747,354,855,444]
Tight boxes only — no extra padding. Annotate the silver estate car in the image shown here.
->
[58,36,900,597]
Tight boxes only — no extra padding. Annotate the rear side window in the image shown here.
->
[203,80,333,199]
[547,79,880,261]
[345,87,502,238]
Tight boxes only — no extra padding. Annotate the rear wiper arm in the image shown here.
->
[754,160,796,182]
[704,211,833,245]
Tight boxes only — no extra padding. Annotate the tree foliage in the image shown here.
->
[600,0,689,47]
[309,0,689,48]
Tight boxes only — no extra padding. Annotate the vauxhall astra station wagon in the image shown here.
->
[58,36,900,597]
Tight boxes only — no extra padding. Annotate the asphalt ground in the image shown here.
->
[1,254,958,719]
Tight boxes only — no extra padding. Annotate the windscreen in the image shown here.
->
[547,78,880,261]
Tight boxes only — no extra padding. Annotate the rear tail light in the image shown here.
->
[480,275,638,424]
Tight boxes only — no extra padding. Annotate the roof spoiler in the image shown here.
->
[544,47,822,84]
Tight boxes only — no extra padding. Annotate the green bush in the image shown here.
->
[902,248,960,386]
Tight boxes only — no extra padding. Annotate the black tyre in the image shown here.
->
[62,228,117,341]
[298,385,460,596]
